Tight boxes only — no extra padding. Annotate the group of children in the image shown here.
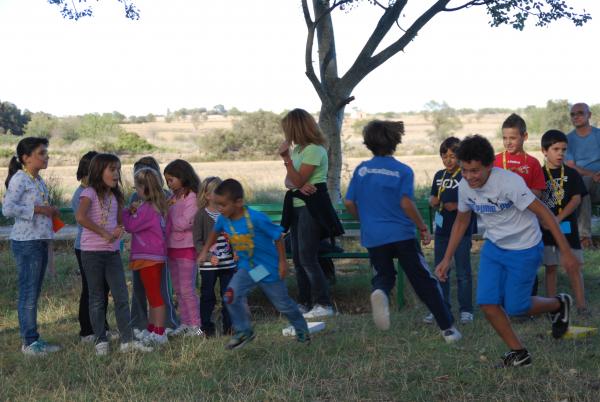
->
[3,111,588,367]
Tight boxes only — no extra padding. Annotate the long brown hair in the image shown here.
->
[135,168,168,216]
[87,153,125,207]
[281,108,326,147]
[163,159,200,194]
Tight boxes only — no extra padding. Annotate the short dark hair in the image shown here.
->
[502,113,527,135]
[541,129,568,150]
[76,151,98,181]
[215,178,244,201]
[456,135,495,167]
[439,137,460,155]
[163,159,200,194]
[362,120,404,156]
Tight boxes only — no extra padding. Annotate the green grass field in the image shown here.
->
[1,243,600,401]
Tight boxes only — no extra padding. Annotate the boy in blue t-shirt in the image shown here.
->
[344,120,462,344]
[426,137,475,325]
[435,135,579,368]
[197,179,309,349]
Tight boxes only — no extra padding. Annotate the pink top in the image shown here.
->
[80,187,120,251]
[165,191,198,249]
[122,202,167,262]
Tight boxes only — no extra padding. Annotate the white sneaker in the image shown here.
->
[423,313,434,324]
[460,312,474,324]
[183,326,205,337]
[303,305,334,319]
[441,326,462,343]
[80,335,95,343]
[95,341,110,356]
[169,324,190,337]
[146,332,169,345]
[119,341,153,353]
[21,341,48,357]
[370,290,390,330]
[134,329,151,341]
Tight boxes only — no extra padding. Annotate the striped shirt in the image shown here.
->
[199,209,236,271]
[80,187,120,252]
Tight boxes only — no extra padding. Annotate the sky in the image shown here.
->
[0,0,599,116]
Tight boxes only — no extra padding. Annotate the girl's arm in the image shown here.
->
[192,212,208,252]
[76,196,113,242]
[283,162,316,189]
[2,177,35,220]
[400,195,431,245]
[197,231,218,263]
[171,197,198,232]
[122,204,154,234]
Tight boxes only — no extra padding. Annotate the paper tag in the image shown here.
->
[560,221,571,234]
[248,264,270,282]
[435,212,444,228]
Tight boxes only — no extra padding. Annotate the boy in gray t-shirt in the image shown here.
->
[435,135,581,368]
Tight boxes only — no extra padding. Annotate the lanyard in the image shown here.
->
[24,169,48,205]
[98,193,113,227]
[226,207,255,268]
[544,163,565,213]
[437,168,461,212]
[502,151,529,170]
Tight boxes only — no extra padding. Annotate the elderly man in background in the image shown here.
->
[565,102,600,248]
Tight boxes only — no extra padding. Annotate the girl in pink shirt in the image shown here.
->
[123,168,169,345]
[163,159,202,336]
[76,153,152,355]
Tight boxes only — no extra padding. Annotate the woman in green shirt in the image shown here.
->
[278,109,334,319]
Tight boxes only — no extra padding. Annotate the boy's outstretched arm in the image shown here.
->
[197,231,218,264]
[400,196,431,245]
[434,210,472,282]
[275,234,288,279]
[527,199,580,274]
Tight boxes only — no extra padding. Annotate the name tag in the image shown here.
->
[248,264,270,282]
[435,212,444,228]
[560,221,571,234]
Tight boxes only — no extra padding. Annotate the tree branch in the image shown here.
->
[444,0,490,12]
[302,0,325,101]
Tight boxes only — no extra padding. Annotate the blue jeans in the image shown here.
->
[434,234,473,314]
[224,269,308,335]
[12,240,49,346]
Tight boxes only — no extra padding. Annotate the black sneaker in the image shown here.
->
[497,349,532,368]
[225,330,256,350]
[551,293,572,339]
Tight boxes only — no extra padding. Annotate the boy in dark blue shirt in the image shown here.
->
[425,137,475,325]
[345,120,461,343]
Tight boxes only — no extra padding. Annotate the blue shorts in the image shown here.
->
[476,240,543,316]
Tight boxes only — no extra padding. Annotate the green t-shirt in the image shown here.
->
[291,144,328,207]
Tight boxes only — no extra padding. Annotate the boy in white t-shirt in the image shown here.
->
[435,135,580,368]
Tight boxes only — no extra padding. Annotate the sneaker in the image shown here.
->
[441,326,462,343]
[119,341,154,353]
[460,312,474,324]
[297,304,310,315]
[225,330,256,350]
[134,329,151,341]
[37,339,61,353]
[183,326,205,337]
[95,341,110,356]
[146,332,169,345]
[303,305,334,319]
[296,331,311,344]
[370,289,390,330]
[168,324,190,337]
[498,349,532,368]
[551,293,572,339]
[422,313,434,324]
[80,334,95,343]
[21,341,47,357]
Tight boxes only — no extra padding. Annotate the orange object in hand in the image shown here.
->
[52,216,65,233]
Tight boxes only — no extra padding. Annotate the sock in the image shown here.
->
[154,326,165,336]
[147,324,155,333]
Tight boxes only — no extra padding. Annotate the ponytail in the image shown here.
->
[5,156,23,189]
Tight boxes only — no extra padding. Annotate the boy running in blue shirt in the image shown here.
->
[197,179,309,349]
[435,135,579,368]
[345,120,462,343]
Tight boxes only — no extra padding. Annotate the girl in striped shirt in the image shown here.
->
[193,177,237,337]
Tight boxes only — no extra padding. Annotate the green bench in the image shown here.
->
[248,200,434,309]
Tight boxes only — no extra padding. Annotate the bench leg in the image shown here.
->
[396,262,405,311]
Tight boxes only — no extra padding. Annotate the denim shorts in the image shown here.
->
[476,240,543,316]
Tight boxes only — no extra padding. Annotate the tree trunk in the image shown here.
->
[319,101,346,204]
